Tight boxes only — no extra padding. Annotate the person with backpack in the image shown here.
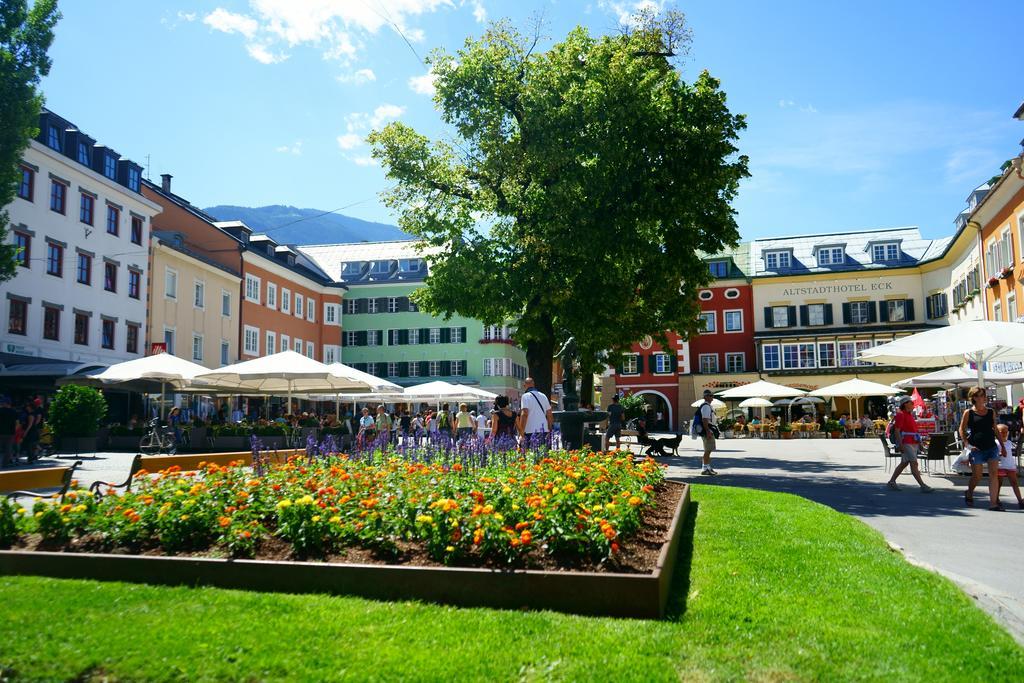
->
[518,377,553,446]
[693,390,719,475]
[436,403,453,438]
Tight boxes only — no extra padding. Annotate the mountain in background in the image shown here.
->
[203,205,411,245]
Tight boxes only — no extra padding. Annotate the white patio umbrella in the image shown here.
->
[88,352,209,419]
[717,380,807,399]
[809,378,902,420]
[324,363,403,419]
[195,351,374,418]
[454,384,499,401]
[892,366,1024,389]
[403,380,486,404]
[738,396,774,421]
[859,321,1024,385]
[690,397,726,409]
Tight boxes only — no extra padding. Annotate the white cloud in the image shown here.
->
[370,103,405,128]
[203,8,258,39]
[178,11,197,22]
[336,68,376,85]
[201,0,452,65]
[352,156,377,167]
[275,140,303,155]
[778,99,795,108]
[246,43,288,64]
[336,133,363,150]
[602,0,666,27]
[408,70,437,96]
[470,0,487,23]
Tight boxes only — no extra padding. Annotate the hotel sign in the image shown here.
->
[782,282,895,296]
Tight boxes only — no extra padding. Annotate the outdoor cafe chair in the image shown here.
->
[920,433,950,474]
[880,436,902,473]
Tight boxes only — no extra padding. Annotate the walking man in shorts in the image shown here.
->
[603,394,625,452]
[699,390,718,475]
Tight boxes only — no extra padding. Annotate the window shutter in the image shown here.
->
[904,299,915,321]
[341,333,347,347]
[799,305,809,327]
[419,361,429,376]
[764,307,774,328]
[460,326,467,342]
[615,364,623,375]
[355,363,366,372]
[356,331,367,346]
[842,303,851,324]
[399,362,409,377]
[669,354,678,372]
[387,329,394,345]
[419,329,429,344]
[879,301,890,322]
[441,327,451,343]
[398,329,408,345]
[926,297,934,320]
[376,297,387,313]
[867,301,878,323]
[787,306,797,327]
[357,298,367,313]
[399,296,410,311]
[441,360,451,376]
[824,304,834,325]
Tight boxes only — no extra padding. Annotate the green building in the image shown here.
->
[299,241,528,399]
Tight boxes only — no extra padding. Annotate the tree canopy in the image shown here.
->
[369,10,748,394]
[0,0,60,283]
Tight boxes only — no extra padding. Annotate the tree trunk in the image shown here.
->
[525,337,555,397]
[579,372,594,407]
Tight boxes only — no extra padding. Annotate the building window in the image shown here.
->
[367,298,379,314]
[325,303,337,324]
[429,327,441,344]
[388,297,399,313]
[725,352,745,373]
[221,341,230,365]
[452,360,467,376]
[818,342,836,368]
[106,205,119,235]
[306,341,314,359]
[76,253,91,285]
[653,353,672,374]
[993,300,1002,322]
[192,334,204,362]
[724,310,743,332]
[187,280,202,309]
[386,362,399,377]
[14,232,29,268]
[266,283,277,309]
[126,269,139,300]
[771,306,790,328]
[294,293,303,318]
[266,331,276,355]
[245,275,261,303]
[724,288,740,300]
[365,362,378,377]
[79,193,94,225]
[324,345,338,364]
[838,341,869,368]
[816,247,844,266]
[47,124,60,150]
[74,313,89,345]
[1008,293,1018,323]
[43,306,60,341]
[345,299,357,315]
[103,154,116,180]
[370,260,391,276]
[699,312,716,334]
[46,242,63,277]
[407,328,419,344]
[450,327,464,343]
[807,303,826,326]
[17,166,33,201]
[926,293,947,320]
[243,326,259,355]
[50,180,66,214]
[103,262,117,293]
[101,319,115,349]
[622,353,639,375]
[165,268,177,299]
[127,167,140,192]
[290,338,300,354]
[280,334,290,352]
[77,142,90,165]
[399,258,422,273]
[306,297,315,322]
[885,300,907,322]
[762,344,780,371]
[164,327,175,355]
[708,260,728,278]
[698,290,713,301]
[872,242,899,262]
[130,216,143,245]
[281,288,290,313]
[344,331,358,346]
[428,360,441,377]
[367,330,381,347]
[848,301,870,324]
[7,299,27,335]
[781,343,815,370]
[127,323,139,354]
[699,354,719,374]
[408,362,420,378]
[222,291,231,316]
[408,300,419,312]
[764,250,791,270]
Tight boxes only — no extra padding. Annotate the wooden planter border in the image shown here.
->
[0,484,689,619]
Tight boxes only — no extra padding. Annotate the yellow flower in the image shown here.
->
[179,514,190,521]
[502,486,512,494]
[563,483,576,494]
[593,504,604,511]
[605,503,617,511]
[297,495,315,506]
[493,513,504,522]
[312,515,321,522]
[511,504,520,511]
[277,499,292,509]
[73,505,87,513]
[175,490,186,497]
[445,545,455,552]
[416,515,434,524]
[329,516,341,524]
[16,508,26,515]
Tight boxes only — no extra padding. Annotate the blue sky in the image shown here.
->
[40,0,1024,240]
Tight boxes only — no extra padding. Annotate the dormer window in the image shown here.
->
[816,246,844,266]
[47,125,61,151]
[399,258,422,273]
[708,260,728,278]
[103,154,117,180]
[341,262,362,277]
[871,242,899,263]
[369,260,392,275]
[77,142,90,166]
[127,167,140,192]
[764,250,791,270]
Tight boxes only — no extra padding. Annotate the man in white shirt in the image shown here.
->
[698,389,718,475]
[518,377,553,441]
[476,410,490,438]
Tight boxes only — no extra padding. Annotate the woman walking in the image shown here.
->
[490,395,518,443]
[886,396,933,492]
[959,387,1002,511]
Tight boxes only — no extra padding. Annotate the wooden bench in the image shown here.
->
[89,449,304,497]
[1,462,82,503]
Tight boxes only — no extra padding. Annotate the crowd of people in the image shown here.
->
[0,395,48,467]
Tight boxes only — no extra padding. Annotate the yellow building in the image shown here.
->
[147,236,241,368]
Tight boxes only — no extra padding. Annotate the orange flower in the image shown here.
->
[218,516,231,528]
[628,496,642,506]
[519,530,532,545]
[452,463,463,472]
[239,530,252,539]
[473,528,485,545]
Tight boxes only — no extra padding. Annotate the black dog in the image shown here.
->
[636,423,682,456]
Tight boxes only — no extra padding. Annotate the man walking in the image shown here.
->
[603,394,625,452]
[518,377,553,445]
[887,396,933,493]
[0,396,17,467]
[698,389,718,475]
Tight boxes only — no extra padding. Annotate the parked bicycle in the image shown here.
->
[139,418,177,455]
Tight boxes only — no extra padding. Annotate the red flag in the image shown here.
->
[911,388,925,411]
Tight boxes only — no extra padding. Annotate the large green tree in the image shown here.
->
[370,10,747,394]
[0,0,60,283]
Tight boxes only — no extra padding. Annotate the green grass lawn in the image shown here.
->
[1,484,1021,682]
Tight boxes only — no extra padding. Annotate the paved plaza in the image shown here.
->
[12,437,1024,643]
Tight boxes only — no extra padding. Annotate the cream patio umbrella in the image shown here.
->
[403,380,485,403]
[808,378,902,420]
[690,397,726,410]
[892,366,1024,389]
[738,397,774,422]
[859,321,1024,385]
[717,380,807,399]
[88,352,209,419]
[325,363,403,420]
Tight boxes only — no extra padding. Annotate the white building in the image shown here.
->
[2,109,161,368]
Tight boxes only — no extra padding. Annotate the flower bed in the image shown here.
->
[1,449,667,570]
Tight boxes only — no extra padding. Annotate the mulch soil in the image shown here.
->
[12,481,685,575]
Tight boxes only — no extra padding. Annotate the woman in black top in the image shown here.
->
[959,386,1002,510]
[490,396,517,441]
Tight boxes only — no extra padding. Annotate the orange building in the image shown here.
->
[975,159,1024,326]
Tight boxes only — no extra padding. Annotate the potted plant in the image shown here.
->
[211,424,251,451]
[188,418,208,449]
[987,276,999,288]
[719,419,735,438]
[48,385,107,454]
[253,424,288,449]
[1001,265,1014,279]
[824,419,843,439]
[778,423,794,439]
[107,424,147,451]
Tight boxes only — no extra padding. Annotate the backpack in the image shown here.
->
[886,417,899,446]
[691,406,705,437]
[437,412,450,429]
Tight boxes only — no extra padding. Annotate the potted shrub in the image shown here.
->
[107,424,147,451]
[49,385,107,454]
[778,423,794,439]
[824,419,843,439]
[719,419,735,438]
[211,424,250,451]
[189,418,208,449]
[253,424,287,449]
